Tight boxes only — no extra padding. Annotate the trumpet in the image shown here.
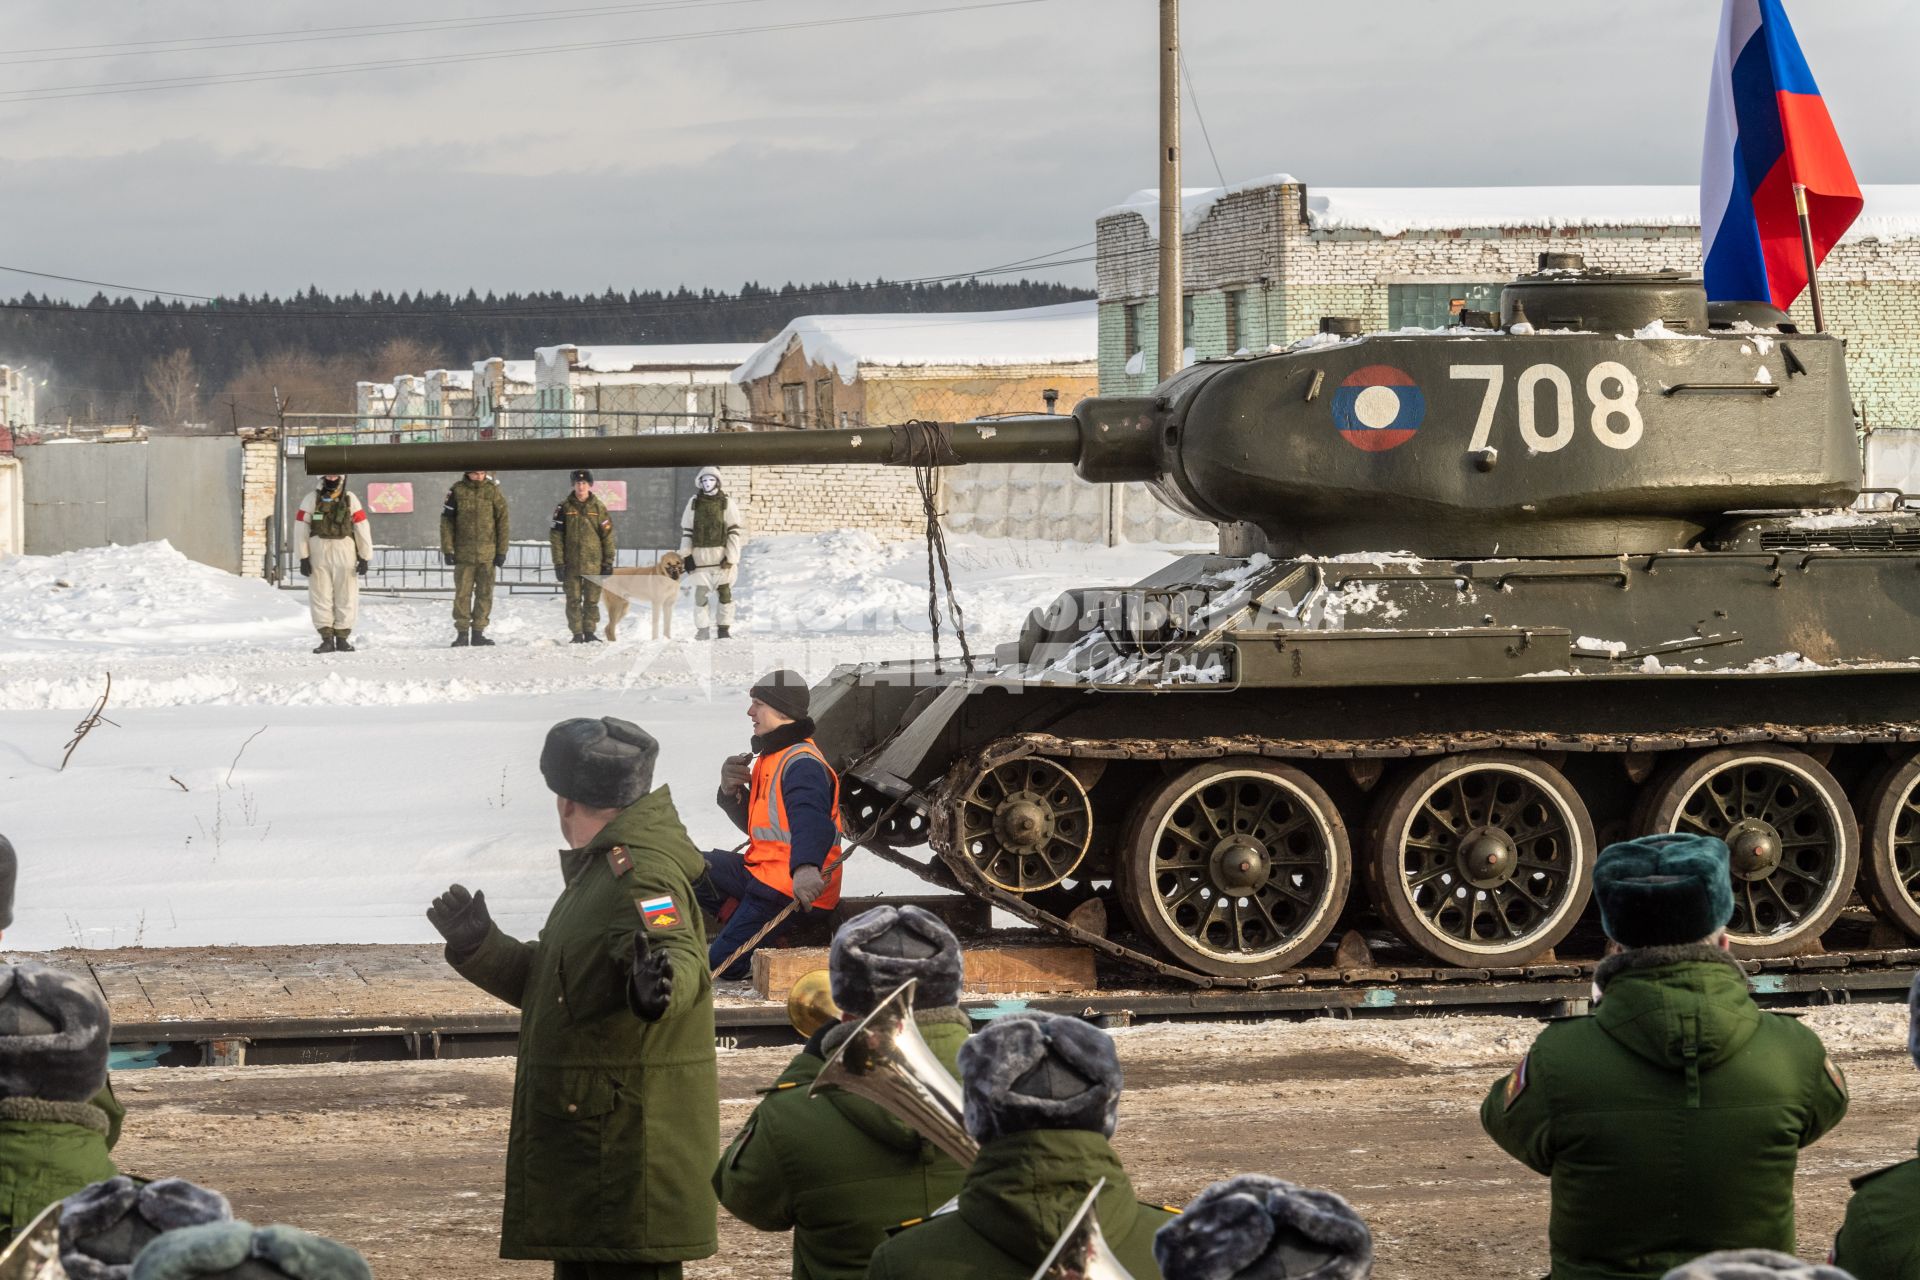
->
[810,977,977,1167]
[0,1202,66,1280]
[1029,1179,1135,1280]
[786,969,842,1039]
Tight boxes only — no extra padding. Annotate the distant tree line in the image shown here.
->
[0,277,1091,427]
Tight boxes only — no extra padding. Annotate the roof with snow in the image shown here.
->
[425,369,474,389]
[1100,177,1920,242]
[472,358,535,386]
[535,343,762,377]
[732,301,1098,385]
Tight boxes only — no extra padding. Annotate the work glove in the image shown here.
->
[493,554,506,569]
[630,929,674,1021]
[441,551,455,567]
[298,556,312,577]
[791,864,827,910]
[719,752,751,795]
[600,559,614,576]
[426,884,492,957]
[355,557,369,576]
[553,564,566,582]
[719,558,734,571]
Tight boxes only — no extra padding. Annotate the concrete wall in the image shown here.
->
[0,457,22,555]
[737,340,1098,429]
[19,437,243,572]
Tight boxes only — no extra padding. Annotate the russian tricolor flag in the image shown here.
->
[1701,0,1862,309]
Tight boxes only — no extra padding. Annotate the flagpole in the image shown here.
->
[1792,182,1827,333]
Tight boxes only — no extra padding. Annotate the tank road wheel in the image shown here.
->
[1861,754,1920,938]
[842,780,929,848]
[954,757,1093,892]
[1367,752,1595,967]
[1118,759,1351,979]
[1636,746,1858,957]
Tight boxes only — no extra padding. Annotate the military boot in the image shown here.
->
[334,632,356,653]
[696,627,712,640]
[582,632,602,643]
[452,630,471,648]
[570,634,585,644]
[312,634,337,654]
[471,629,496,647]
[716,625,731,639]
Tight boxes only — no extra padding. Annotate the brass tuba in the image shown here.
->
[0,1202,67,1280]
[809,977,977,1167]
[786,969,842,1039]
[1029,1179,1135,1280]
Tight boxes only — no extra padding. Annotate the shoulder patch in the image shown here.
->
[639,894,681,930]
[604,845,633,877]
[1501,1055,1531,1111]
[1824,1054,1848,1100]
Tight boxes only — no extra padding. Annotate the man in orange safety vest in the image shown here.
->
[698,669,843,978]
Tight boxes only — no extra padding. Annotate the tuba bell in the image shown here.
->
[809,977,977,1167]
[0,1202,67,1280]
[1029,1178,1135,1280]
[786,969,842,1039]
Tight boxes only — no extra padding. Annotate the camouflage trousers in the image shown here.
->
[453,563,496,630]
[564,575,603,637]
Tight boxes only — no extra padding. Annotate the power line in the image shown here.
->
[0,0,1069,104]
[1179,49,1228,189]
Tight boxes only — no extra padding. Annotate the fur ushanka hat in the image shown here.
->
[829,905,965,1015]
[1591,833,1735,948]
[0,961,111,1102]
[540,717,658,810]
[1660,1250,1856,1280]
[958,1012,1121,1144]
[129,1223,371,1280]
[60,1178,233,1280]
[1154,1175,1373,1280]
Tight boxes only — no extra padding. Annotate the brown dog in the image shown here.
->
[597,553,683,640]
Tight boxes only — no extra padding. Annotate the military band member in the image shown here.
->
[550,468,616,643]
[1154,1175,1373,1280]
[428,717,718,1279]
[1830,972,1920,1280]
[865,1011,1172,1280]
[717,905,970,1279]
[1481,833,1848,1280]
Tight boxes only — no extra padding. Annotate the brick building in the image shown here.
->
[1096,177,1920,425]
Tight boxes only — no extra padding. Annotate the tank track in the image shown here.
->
[891,724,1920,990]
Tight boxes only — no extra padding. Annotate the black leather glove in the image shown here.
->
[298,556,312,577]
[791,864,827,910]
[630,930,673,1021]
[720,558,734,571]
[553,564,566,582]
[355,558,369,576]
[441,551,455,567]
[600,560,614,576]
[494,554,507,569]
[426,884,492,957]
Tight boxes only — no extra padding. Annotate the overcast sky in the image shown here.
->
[2,0,1915,303]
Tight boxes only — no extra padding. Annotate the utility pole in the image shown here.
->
[1157,0,1183,381]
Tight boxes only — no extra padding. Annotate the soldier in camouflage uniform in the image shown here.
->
[0,963,118,1247]
[678,467,743,640]
[549,468,618,644]
[1830,972,1920,1280]
[441,468,511,647]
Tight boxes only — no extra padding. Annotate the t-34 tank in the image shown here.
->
[310,255,1920,985]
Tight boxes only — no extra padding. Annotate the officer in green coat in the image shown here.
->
[717,904,971,1280]
[427,717,718,1280]
[0,962,118,1247]
[441,468,511,647]
[1831,971,1920,1279]
[550,469,618,644]
[1481,833,1849,1280]
[1154,1174,1373,1280]
[865,1011,1172,1280]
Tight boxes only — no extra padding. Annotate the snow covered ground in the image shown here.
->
[0,533,1185,950]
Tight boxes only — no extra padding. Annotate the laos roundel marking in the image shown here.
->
[1332,365,1425,452]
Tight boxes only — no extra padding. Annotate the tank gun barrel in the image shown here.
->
[302,415,1094,476]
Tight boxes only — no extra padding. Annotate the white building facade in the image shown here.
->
[532,343,757,431]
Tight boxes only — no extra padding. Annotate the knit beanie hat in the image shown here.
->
[0,833,14,932]
[0,961,111,1102]
[1154,1175,1373,1280]
[130,1223,371,1280]
[60,1178,233,1280]
[959,1012,1121,1144]
[749,670,810,722]
[830,905,965,1015]
[539,717,658,809]
[1592,833,1735,948]
[1660,1250,1856,1280]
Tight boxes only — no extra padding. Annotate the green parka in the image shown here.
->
[1481,944,1848,1280]
[0,1091,121,1245]
[716,1008,971,1280]
[549,493,616,576]
[864,1129,1172,1280]
[441,477,511,564]
[451,787,718,1266]
[1833,1143,1920,1280]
